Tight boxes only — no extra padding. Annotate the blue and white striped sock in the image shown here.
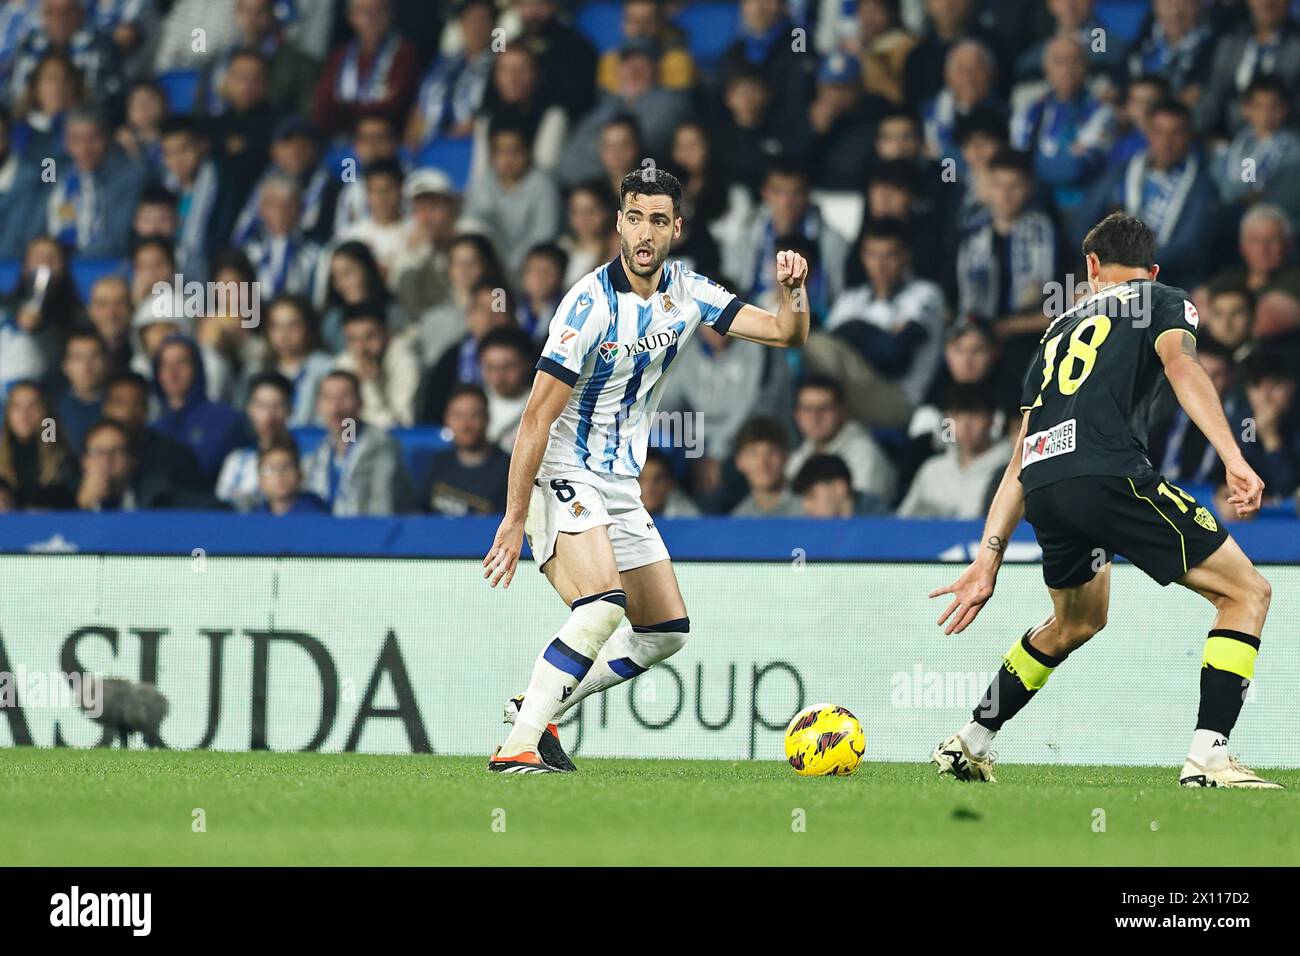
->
[552,618,691,718]
[500,589,627,756]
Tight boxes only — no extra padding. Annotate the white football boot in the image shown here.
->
[1179,755,1282,789]
[931,733,997,783]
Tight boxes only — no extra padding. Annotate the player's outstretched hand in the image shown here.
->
[928,560,997,635]
[483,519,524,589]
[775,249,808,289]
[1224,457,1265,519]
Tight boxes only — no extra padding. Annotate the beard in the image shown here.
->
[621,235,668,277]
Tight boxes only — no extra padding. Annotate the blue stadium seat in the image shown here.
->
[1094,0,1150,47]
[412,136,474,191]
[71,258,128,301]
[574,1,624,54]
[322,143,355,174]
[156,69,201,114]
[0,257,19,296]
[0,257,124,300]
[673,3,739,67]
[290,425,451,491]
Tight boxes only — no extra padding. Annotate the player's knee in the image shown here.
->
[1243,571,1272,620]
[568,589,628,647]
[632,617,690,663]
[1057,611,1105,649]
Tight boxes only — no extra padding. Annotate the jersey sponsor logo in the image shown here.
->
[598,329,682,365]
[622,328,680,360]
[1194,506,1217,532]
[1184,300,1199,328]
[1022,418,1077,467]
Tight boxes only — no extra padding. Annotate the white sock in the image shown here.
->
[957,720,996,758]
[1188,728,1229,769]
[500,590,626,756]
[553,618,691,718]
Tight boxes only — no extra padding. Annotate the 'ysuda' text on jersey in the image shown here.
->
[536,257,743,477]
[1018,279,1200,493]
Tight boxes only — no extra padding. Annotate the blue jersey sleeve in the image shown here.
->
[536,278,606,387]
[682,267,744,336]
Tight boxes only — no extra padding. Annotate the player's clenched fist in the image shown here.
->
[775,250,808,289]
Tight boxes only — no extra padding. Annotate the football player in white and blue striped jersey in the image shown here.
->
[483,168,810,773]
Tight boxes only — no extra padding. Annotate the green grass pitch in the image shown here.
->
[2,748,1297,866]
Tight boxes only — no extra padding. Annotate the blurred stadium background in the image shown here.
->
[1,0,1298,766]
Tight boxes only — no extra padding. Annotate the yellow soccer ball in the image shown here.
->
[784,704,866,776]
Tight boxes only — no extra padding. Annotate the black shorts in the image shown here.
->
[1023,473,1229,589]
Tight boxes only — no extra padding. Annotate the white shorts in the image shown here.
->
[525,467,670,573]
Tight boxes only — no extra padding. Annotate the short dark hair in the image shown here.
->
[619,167,683,216]
[796,374,845,405]
[869,158,920,194]
[1241,348,1296,386]
[132,234,175,264]
[762,154,809,186]
[941,383,995,415]
[735,416,789,453]
[258,432,301,465]
[1208,285,1254,310]
[954,105,1008,147]
[1149,97,1192,126]
[524,241,569,274]
[246,371,294,406]
[877,105,919,130]
[159,115,202,140]
[987,147,1033,178]
[84,418,131,449]
[602,112,643,146]
[1082,212,1158,270]
[105,371,149,398]
[1243,75,1288,105]
[364,157,404,184]
[341,301,387,328]
[322,368,361,396]
[643,446,674,473]
[136,183,178,209]
[446,382,489,410]
[64,328,106,356]
[479,326,537,362]
[487,111,533,148]
[861,217,910,248]
[792,453,852,495]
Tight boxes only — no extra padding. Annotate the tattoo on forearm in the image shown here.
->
[987,536,1005,554]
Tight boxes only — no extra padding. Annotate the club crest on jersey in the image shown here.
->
[660,293,677,313]
[570,501,589,519]
[1194,506,1217,532]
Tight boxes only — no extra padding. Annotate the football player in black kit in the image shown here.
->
[929,212,1279,789]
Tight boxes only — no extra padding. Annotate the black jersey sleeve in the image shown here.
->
[1144,284,1199,352]
[1019,345,1043,411]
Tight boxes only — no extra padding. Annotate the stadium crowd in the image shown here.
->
[0,0,1298,522]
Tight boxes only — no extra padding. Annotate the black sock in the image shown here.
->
[1196,630,1259,736]
[973,628,1068,731]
